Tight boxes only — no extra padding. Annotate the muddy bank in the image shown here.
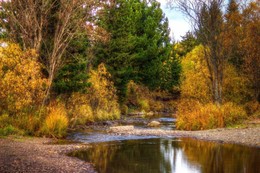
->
[0,137,96,173]
[108,126,260,147]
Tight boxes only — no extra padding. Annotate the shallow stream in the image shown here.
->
[68,116,260,173]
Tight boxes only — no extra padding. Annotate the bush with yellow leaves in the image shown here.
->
[67,92,94,127]
[180,45,212,103]
[177,45,250,130]
[67,63,120,124]
[125,80,178,113]
[176,101,247,130]
[0,42,47,115]
[41,102,68,138]
[87,63,120,120]
[126,80,151,112]
[223,64,253,104]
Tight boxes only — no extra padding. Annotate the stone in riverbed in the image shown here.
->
[109,125,134,132]
[147,121,161,127]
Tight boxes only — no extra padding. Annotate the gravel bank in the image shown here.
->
[0,125,259,173]
[0,137,96,173]
[109,127,260,147]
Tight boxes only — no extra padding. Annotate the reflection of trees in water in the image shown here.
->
[159,139,178,172]
[69,138,260,173]
[69,142,119,173]
[179,138,260,173]
[159,138,201,173]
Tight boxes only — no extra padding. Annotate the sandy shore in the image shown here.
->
[0,137,96,173]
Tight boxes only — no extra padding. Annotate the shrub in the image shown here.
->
[138,99,150,112]
[0,112,42,136]
[67,92,94,127]
[125,80,177,113]
[87,63,120,120]
[223,64,252,104]
[244,100,260,118]
[41,103,68,138]
[176,101,247,130]
[13,114,42,135]
[0,125,23,136]
[125,80,152,112]
[0,42,47,115]
[66,64,120,124]
[222,102,247,126]
[0,114,12,128]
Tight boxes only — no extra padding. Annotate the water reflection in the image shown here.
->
[69,138,260,173]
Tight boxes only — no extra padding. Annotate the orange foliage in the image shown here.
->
[0,42,47,114]
[176,100,247,130]
[241,2,260,100]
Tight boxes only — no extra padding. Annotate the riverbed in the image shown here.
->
[0,117,259,173]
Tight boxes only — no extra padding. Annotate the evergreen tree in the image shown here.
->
[174,31,199,58]
[94,0,178,100]
[53,33,90,94]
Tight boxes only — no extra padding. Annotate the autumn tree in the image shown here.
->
[0,42,47,115]
[180,45,212,103]
[224,0,243,70]
[169,0,225,105]
[0,0,103,103]
[241,1,260,101]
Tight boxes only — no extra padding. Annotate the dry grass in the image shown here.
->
[176,100,247,130]
[41,103,68,138]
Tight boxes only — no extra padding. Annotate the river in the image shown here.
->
[67,116,260,173]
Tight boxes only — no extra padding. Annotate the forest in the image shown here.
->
[0,0,259,137]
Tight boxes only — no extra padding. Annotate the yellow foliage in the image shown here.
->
[13,114,42,135]
[223,64,252,104]
[126,80,152,112]
[41,103,68,138]
[125,81,177,113]
[244,100,260,118]
[88,63,120,120]
[176,101,247,130]
[67,63,120,123]
[0,113,12,128]
[180,45,212,103]
[67,92,94,126]
[0,42,47,114]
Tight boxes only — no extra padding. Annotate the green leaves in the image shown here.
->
[94,0,177,100]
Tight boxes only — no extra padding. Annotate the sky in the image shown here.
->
[156,0,191,41]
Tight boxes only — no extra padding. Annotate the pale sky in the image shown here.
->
[157,0,191,41]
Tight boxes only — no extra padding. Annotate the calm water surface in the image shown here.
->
[69,138,260,173]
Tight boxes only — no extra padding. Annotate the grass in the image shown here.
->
[0,125,24,136]
[41,104,69,138]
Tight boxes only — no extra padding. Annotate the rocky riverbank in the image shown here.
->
[108,126,260,147]
[0,137,96,173]
[0,120,259,173]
